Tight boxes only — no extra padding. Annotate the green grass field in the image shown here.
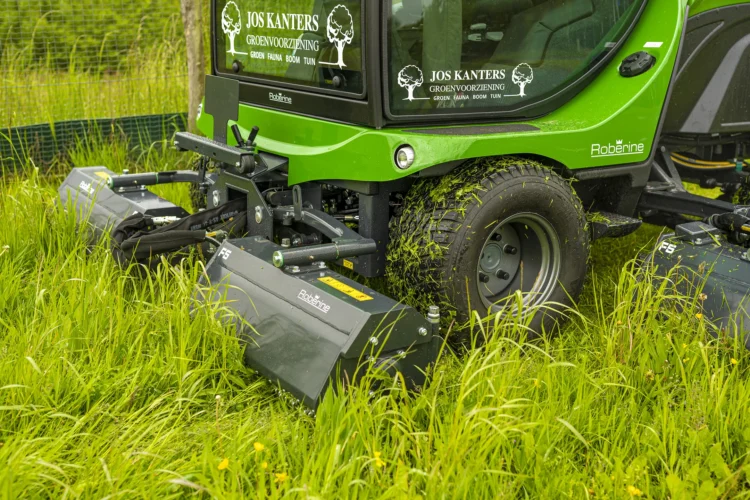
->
[0,44,188,129]
[1,142,749,499]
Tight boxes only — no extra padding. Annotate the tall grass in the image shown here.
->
[0,16,188,129]
[1,150,750,498]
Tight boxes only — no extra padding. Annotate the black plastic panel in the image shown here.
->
[663,4,750,135]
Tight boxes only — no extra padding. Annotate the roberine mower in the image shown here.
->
[59,0,750,407]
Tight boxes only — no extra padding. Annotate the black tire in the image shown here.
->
[387,157,590,345]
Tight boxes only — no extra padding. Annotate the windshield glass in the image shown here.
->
[215,0,364,95]
[388,0,644,117]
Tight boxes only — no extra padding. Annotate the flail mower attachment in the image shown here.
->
[644,211,750,348]
[57,130,440,410]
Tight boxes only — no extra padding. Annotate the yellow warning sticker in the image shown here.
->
[342,259,354,270]
[319,277,373,302]
[94,171,110,181]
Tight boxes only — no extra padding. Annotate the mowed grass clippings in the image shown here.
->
[1,152,750,498]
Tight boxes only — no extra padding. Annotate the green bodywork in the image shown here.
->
[196,0,708,185]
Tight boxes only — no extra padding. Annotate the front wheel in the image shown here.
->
[387,158,590,345]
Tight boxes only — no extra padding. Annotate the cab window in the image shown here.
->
[388,0,644,117]
[215,0,364,95]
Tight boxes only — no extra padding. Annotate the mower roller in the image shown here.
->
[59,0,750,406]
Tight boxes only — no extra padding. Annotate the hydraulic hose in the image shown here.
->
[670,153,745,170]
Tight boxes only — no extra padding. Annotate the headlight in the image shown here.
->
[395,145,415,170]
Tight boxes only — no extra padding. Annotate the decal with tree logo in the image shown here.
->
[507,63,534,97]
[321,5,354,69]
[398,66,430,101]
[221,2,246,56]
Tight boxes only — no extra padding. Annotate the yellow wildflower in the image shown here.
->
[261,461,268,469]
[645,370,655,381]
[253,442,265,452]
[682,343,687,349]
[218,458,229,470]
[696,313,704,320]
[274,472,288,483]
[731,358,738,365]
[533,379,541,388]
[374,451,385,468]
[627,485,642,497]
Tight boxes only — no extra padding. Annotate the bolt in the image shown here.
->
[212,190,221,207]
[504,245,518,255]
[493,233,503,242]
[496,269,510,280]
[289,266,300,274]
[369,337,379,346]
[281,238,291,248]
[418,327,428,337]
[479,273,490,283]
[695,238,703,245]
[318,262,327,269]
[255,206,263,224]
[272,251,284,268]
[123,169,129,175]
[427,305,440,326]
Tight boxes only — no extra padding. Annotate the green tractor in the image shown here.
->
[60,0,750,408]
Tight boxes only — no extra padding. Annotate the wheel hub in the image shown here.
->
[476,213,561,312]
[478,225,522,296]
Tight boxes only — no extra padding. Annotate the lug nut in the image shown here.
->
[493,233,503,242]
[479,273,490,283]
[504,245,518,255]
[496,270,510,280]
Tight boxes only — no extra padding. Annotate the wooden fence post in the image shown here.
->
[180,0,206,134]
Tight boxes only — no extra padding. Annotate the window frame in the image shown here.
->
[211,0,369,100]
[381,0,650,123]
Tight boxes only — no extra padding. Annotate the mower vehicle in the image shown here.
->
[59,0,750,407]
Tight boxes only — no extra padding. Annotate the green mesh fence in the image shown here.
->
[1,0,191,166]
[0,114,187,168]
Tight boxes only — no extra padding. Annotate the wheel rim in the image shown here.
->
[476,213,562,313]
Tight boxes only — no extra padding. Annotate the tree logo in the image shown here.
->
[321,5,354,69]
[221,1,246,56]
[507,63,534,97]
[398,65,430,101]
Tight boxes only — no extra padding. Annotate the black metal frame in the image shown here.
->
[637,146,738,225]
